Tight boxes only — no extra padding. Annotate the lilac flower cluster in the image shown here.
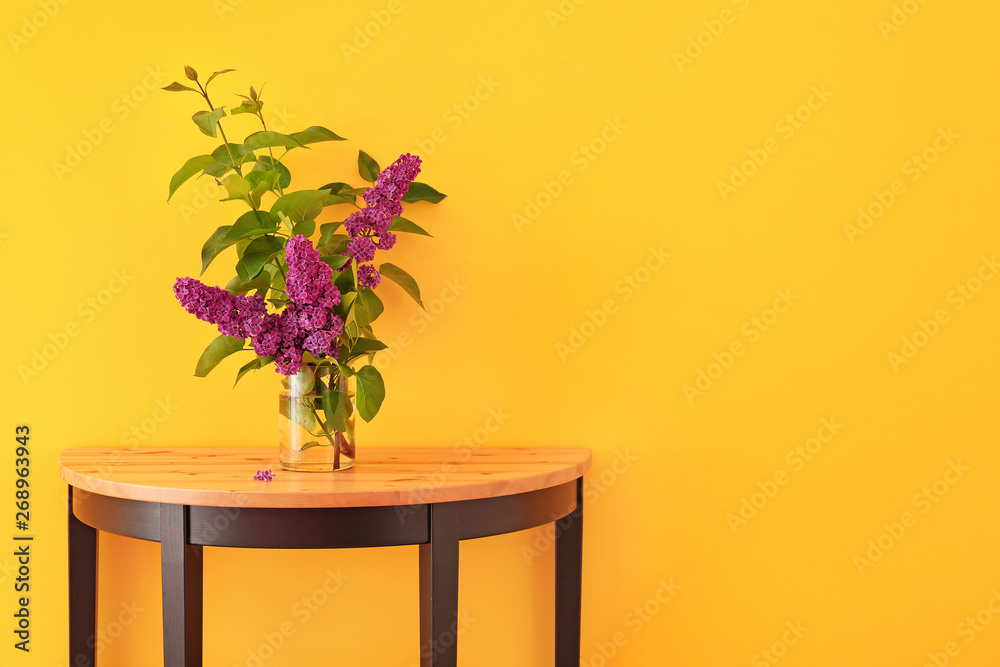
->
[342,153,420,289]
[252,467,274,481]
[174,235,344,377]
[251,235,344,375]
[173,278,265,338]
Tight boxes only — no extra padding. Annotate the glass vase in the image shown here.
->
[278,363,356,471]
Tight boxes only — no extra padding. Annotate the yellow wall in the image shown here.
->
[3,0,1000,664]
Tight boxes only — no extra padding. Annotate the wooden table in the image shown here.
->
[59,447,591,666]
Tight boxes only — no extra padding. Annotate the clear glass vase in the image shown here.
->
[278,363,356,471]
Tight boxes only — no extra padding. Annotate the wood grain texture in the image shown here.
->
[58,447,592,508]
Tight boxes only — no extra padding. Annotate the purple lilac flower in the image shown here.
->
[347,236,377,263]
[173,277,264,339]
[275,346,304,376]
[357,264,381,289]
[362,153,421,222]
[375,231,396,251]
[292,304,328,332]
[286,235,341,308]
[252,467,274,481]
[303,330,336,357]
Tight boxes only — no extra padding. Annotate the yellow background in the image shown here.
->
[3,0,1000,664]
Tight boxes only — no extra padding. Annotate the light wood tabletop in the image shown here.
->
[59,447,592,508]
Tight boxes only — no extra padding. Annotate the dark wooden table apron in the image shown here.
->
[67,478,584,666]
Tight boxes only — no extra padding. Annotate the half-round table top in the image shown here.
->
[58,447,592,508]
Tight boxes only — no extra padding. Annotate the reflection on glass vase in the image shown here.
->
[278,363,356,471]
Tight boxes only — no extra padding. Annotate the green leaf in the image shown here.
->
[244,131,305,152]
[348,338,388,361]
[322,193,356,207]
[226,270,271,297]
[318,182,356,204]
[319,221,344,243]
[354,288,384,329]
[355,365,385,422]
[358,150,380,183]
[205,68,236,87]
[253,156,291,189]
[162,81,199,93]
[290,125,346,145]
[320,254,351,270]
[319,234,350,255]
[237,235,285,280]
[389,216,432,237]
[280,396,317,432]
[245,170,280,195]
[322,387,349,432]
[402,182,446,204]
[203,164,230,178]
[234,358,262,386]
[195,335,246,377]
[291,365,316,395]
[299,441,324,451]
[224,210,279,243]
[379,263,423,308]
[292,220,316,237]
[192,107,227,138]
[334,267,355,294]
[270,190,329,223]
[336,290,357,320]
[211,143,253,167]
[219,174,251,202]
[168,155,216,201]
[230,100,262,115]
[201,225,235,275]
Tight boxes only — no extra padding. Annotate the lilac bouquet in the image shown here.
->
[164,67,445,444]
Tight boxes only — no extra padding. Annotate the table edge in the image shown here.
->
[58,447,592,508]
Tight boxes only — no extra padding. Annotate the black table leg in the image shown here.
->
[68,486,98,667]
[160,503,203,667]
[555,477,583,666]
[419,502,460,667]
